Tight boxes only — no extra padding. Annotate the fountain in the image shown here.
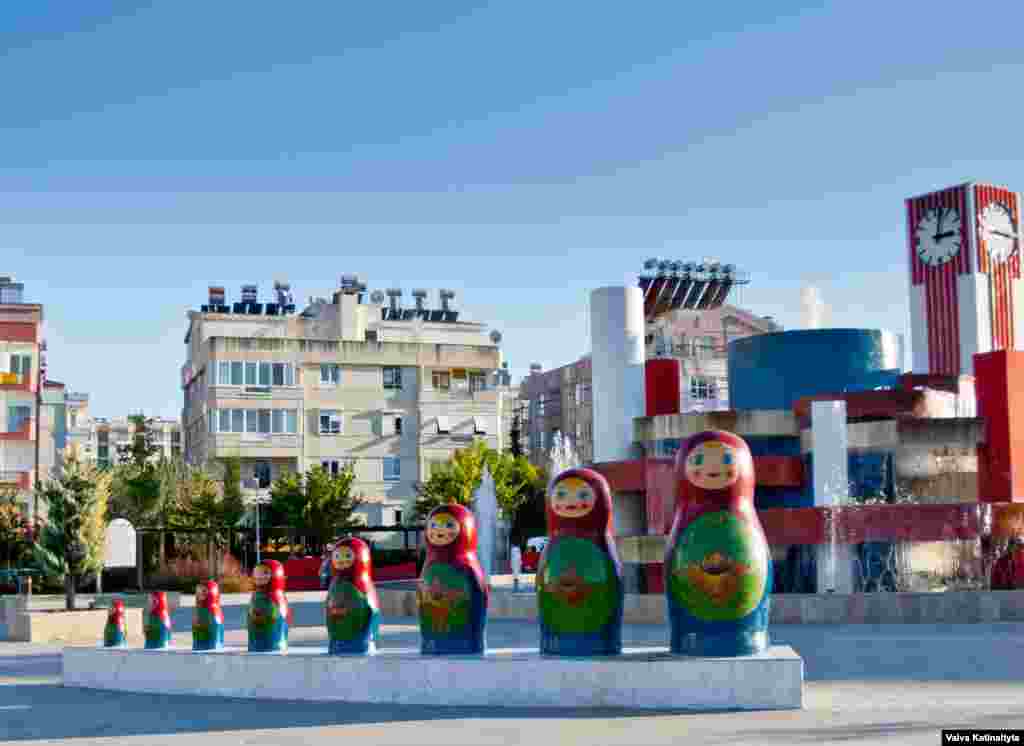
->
[546,431,582,493]
[473,464,498,579]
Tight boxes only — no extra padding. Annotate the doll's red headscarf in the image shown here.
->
[335,537,378,603]
[108,599,126,622]
[199,580,224,623]
[546,467,616,540]
[672,430,756,525]
[424,503,487,595]
[149,591,170,621]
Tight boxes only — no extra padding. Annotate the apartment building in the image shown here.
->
[0,276,44,516]
[65,405,182,468]
[519,303,781,467]
[181,278,509,526]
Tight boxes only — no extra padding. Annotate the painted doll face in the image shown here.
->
[149,594,162,612]
[195,585,208,603]
[332,545,355,570]
[427,512,460,546]
[253,564,271,587]
[550,477,596,519]
[685,441,739,490]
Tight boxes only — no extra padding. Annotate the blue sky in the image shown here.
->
[4,1,1024,418]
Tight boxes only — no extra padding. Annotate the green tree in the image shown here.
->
[0,491,36,569]
[110,414,162,527]
[270,464,363,555]
[177,463,246,575]
[412,440,542,523]
[32,459,109,610]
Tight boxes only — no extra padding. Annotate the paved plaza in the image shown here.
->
[2,595,1024,744]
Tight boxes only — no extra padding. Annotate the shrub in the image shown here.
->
[149,553,250,593]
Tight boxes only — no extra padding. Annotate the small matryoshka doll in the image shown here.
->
[326,537,380,655]
[192,580,225,651]
[103,599,128,648]
[665,430,772,657]
[417,503,488,655]
[144,591,173,650]
[537,468,624,657]
[247,559,289,652]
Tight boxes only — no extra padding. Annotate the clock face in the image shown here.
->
[980,202,1017,263]
[915,207,962,266]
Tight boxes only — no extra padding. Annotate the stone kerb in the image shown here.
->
[90,593,182,612]
[62,645,805,711]
[0,605,144,643]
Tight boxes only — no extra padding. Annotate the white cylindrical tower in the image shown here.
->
[590,286,646,463]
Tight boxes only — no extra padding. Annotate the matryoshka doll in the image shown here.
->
[247,559,289,652]
[537,468,624,657]
[665,430,772,657]
[417,503,488,655]
[144,591,173,650]
[103,599,128,648]
[192,580,225,651]
[326,537,380,655]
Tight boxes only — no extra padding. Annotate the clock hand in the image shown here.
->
[934,231,958,241]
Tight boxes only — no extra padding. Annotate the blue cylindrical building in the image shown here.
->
[727,329,903,411]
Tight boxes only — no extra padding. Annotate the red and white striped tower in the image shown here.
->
[907,182,1024,376]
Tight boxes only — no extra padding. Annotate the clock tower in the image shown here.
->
[907,182,1024,376]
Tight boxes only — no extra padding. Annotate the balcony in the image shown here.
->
[0,372,31,391]
[0,418,33,441]
[0,471,31,490]
[419,385,499,404]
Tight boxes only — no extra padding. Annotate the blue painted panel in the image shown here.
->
[649,435,801,460]
[728,329,903,411]
[801,450,895,503]
[743,435,802,458]
[755,486,811,509]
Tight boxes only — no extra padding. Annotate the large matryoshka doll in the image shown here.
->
[417,503,488,655]
[192,580,225,651]
[666,430,771,657]
[247,559,289,652]
[144,591,173,649]
[103,599,128,648]
[326,537,380,655]
[537,468,624,657]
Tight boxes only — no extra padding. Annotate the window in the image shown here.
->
[258,409,271,434]
[220,410,232,433]
[537,396,545,416]
[286,410,298,434]
[254,461,271,489]
[432,371,450,390]
[231,362,244,385]
[245,409,258,433]
[272,409,285,434]
[383,457,400,481]
[469,372,487,393]
[320,410,342,435]
[258,362,271,386]
[394,509,403,526]
[383,367,402,389]
[320,364,340,385]
[231,410,244,433]
[10,354,31,382]
[70,411,77,428]
[218,362,231,385]
[430,370,450,390]
[245,362,258,386]
[209,409,217,433]
[7,406,30,432]
[394,416,402,435]
[435,416,450,434]
[690,376,716,400]
[321,460,340,476]
[473,416,487,434]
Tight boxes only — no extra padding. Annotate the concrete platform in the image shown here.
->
[62,644,804,711]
